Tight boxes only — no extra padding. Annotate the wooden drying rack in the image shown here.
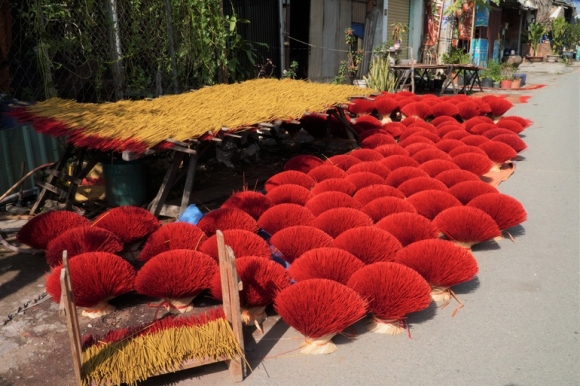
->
[59,230,246,385]
[27,103,361,217]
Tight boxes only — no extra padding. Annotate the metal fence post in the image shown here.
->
[165,0,179,94]
[105,0,125,101]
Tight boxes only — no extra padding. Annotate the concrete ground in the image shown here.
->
[0,64,578,386]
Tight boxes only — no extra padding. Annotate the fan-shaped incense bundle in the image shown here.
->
[284,155,324,173]
[200,229,271,261]
[395,239,478,306]
[374,144,409,157]
[311,178,357,196]
[346,161,391,179]
[305,191,362,216]
[210,256,291,329]
[452,153,493,176]
[435,139,464,153]
[433,206,501,248]
[274,279,368,354]
[334,226,402,264]
[288,247,365,285]
[197,207,258,236]
[325,154,362,171]
[418,159,460,177]
[353,184,406,205]
[92,206,161,244]
[312,208,373,238]
[269,225,334,264]
[349,148,384,162]
[139,222,207,263]
[381,155,421,171]
[307,164,348,181]
[376,212,439,247]
[17,210,90,250]
[406,190,462,220]
[45,226,123,268]
[264,170,316,192]
[46,252,136,318]
[412,148,453,164]
[361,134,397,148]
[467,193,527,231]
[449,180,499,205]
[257,204,315,235]
[398,177,449,197]
[135,249,217,313]
[221,191,274,220]
[347,262,431,334]
[435,168,481,188]
[385,166,429,187]
[265,184,314,206]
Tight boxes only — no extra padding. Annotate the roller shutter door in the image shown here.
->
[387,0,410,59]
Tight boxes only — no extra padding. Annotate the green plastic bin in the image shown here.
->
[103,160,146,207]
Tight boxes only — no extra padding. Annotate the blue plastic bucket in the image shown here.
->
[103,160,146,207]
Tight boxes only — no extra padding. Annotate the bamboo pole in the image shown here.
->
[60,251,83,386]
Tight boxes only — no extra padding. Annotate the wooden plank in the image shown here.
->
[36,181,68,198]
[216,231,245,382]
[322,0,340,80]
[309,0,324,80]
[180,151,198,215]
[339,0,351,74]
[44,169,82,185]
[60,251,83,386]
[65,149,86,211]
[30,144,73,214]
[149,151,185,216]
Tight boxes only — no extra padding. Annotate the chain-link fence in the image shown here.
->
[1,0,277,104]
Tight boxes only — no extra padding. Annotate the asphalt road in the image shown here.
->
[149,68,580,386]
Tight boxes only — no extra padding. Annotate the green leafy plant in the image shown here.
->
[441,48,471,64]
[445,0,502,16]
[334,28,363,84]
[282,61,299,79]
[499,62,515,81]
[225,15,268,83]
[363,48,398,92]
[527,22,547,56]
[563,22,580,53]
[550,17,568,55]
[481,60,502,82]
[391,22,409,48]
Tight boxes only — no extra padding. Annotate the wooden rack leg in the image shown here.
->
[180,149,198,215]
[30,144,73,214]
[60,251,83,386]
[149,151,185,216]
[216,230,246,382]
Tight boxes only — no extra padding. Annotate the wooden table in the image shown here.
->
[441,64,485,95]
[391,63,484,95]
[391,64,449,93]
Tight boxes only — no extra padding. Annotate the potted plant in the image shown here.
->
[499,63,515,89]
[548,17,568,61]
[527,22,546,62]
[481,60,502,87]
[391,22,409,50]
[510,74,522,89]
[363,43,398,92]
[441,48,471,85]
